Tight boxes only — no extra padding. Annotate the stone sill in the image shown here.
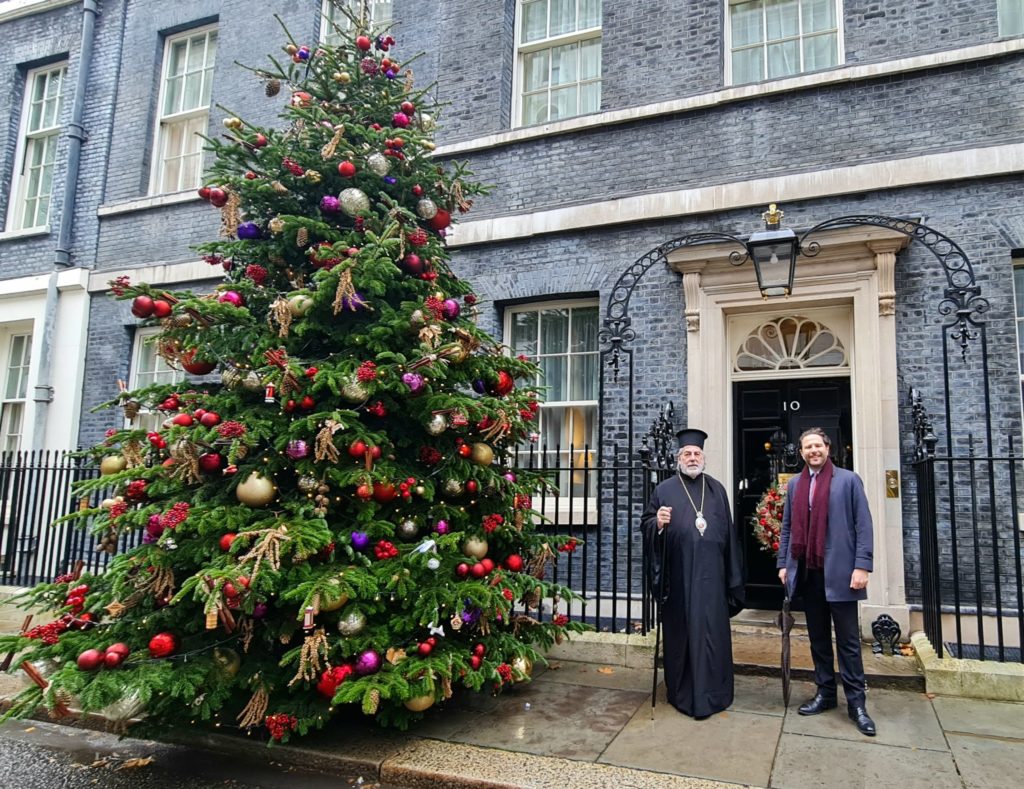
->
[911,631,1024,702]
[97,190,199,217]
[0,226,50,243]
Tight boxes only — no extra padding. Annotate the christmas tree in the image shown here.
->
[0,12,584,741]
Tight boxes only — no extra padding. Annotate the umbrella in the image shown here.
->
[650,530,668,719]
[775,594,794,707]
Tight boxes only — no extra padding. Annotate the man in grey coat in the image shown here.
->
[777,427,876,736]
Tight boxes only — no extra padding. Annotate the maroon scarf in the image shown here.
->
[789,458,833,570]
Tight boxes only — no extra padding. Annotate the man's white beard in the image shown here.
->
[680,462,704,479]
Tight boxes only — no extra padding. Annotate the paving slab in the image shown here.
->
[732,674,789,717]
[946,733,1024,789]
[771,732,962,789]
[383,740,743,789]
[427,680,648,761]
[534,659,655,693]
[782,685,948,751]
[599,694,782,787]
[931,695,1024,739]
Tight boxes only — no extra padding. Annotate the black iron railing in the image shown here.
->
[911,391,1024,663]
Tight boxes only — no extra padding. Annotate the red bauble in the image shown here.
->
[400,100,416,115]
[490,370,515,396]
[348,439,367,458]
[197,186,212,201]
[148,632,178,658]
[372,482,397,503]
[455,562,469,577]
[473,643,486,657]
[106,642,130,658]
[428,209,451,231]
[76,648,105,671]
[208,188,228,207]
[417,642,432,656]
[300,395,315,410]
[505,554,524,572]
[199,411,221,427]
[338,160,356,177]
[198,453,223,473]
[411,184,424,197]
[356,484,372,499]
[458,444,472,458]
[151,300,173,318]
[219,532,237,551]
[480,558,495,574]
[469,655,482,669]
[466,480,478,494]
[130,296,155,318]
[470,562,486,578]
[356,35,372,50]
[181,349,216,376]
[401,254,424,275]
[104,650,125,668]
[254,133,268,148]
[171,413,194,427]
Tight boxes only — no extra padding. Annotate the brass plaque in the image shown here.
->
[885,470,900,498]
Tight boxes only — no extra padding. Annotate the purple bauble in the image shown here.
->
[504,472,517,483]
[236,222,261,240]
[384,176,397,185]
[354,648,382,676]
[285,439,309,460]
[472,379,487,395]
[218,290,244,307]
[146,514,164,537]
[434,519,449,535]
[351,531,370,551]
[401,254,424,275]
[320,195,340,213]
[252,602,268,619]
[442,298,461,319]
[402,372,425,393]
[340,292,368,311]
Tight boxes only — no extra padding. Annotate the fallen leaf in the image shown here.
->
[597,667,615,675]
[22,727,35,733]
[118,757,155,770]
[89,759,110,769]
[547,662,561,670]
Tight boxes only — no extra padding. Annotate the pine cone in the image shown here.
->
[363,687,380,715]
[296,227,309,248]
[265,79,281,97]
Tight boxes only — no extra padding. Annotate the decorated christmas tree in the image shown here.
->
[0,12,584,741]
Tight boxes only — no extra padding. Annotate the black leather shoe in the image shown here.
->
[798,694,837,715]
[848,706,876,736]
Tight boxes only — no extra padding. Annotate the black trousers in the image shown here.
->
[799,567,866,709]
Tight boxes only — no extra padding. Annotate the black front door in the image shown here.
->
[733,377,853,609]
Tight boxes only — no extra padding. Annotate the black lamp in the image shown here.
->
[747,204,798,297]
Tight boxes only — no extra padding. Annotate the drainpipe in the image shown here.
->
[30,0,98,451]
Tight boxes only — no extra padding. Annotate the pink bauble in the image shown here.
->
[218,291,244,307]
[504,472,517,483]
[392,112,410,128]
[434,519,449,535]
[442,298,461,319]
[354,649,382,676]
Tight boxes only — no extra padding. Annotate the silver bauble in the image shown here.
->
[426,413,448,435]
[341,378,369,403]
[416,198,438,219]
[418,112,435,131]
[409,309,426,329]
[241,371,264,392]
[288,294,314,317]
[442,478,464,497]
[337,608,367,636]
[339,188,370,217]
[366,152,390,176]
[462,536,489,559]
[298,475,319,493]
[397,519,419,540]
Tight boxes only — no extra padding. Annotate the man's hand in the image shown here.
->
[656,506,672,530]
[778,568,787,586]
[850,568,869,590]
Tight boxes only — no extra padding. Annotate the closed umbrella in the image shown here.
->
[775,594,794,707]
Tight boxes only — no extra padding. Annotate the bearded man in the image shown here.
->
[640,428,745,718]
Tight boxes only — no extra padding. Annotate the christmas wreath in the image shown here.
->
[751,481,786,556]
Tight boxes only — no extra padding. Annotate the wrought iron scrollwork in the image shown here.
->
[910,388,938,462]
[871,614,903,656]
[638,402,677,470]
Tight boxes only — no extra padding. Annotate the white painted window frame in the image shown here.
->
[127,327,180,433]
[149,24,218,196]
[0,327,34,456]
[320,0,393,45]
[512,0,602,129]
[724,0,845,87]
[5,62,66,233]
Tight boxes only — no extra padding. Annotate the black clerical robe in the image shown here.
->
[641,472,745,718]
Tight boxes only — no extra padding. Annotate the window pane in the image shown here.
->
[541,405,564,450]
[802,0,835,33]
[522,0,547,43]
[540,309,569,353]
[570,353,598,400]
[523,49,549,92]
[523,92,549,124]
[164,75,183,115]
[580,37,601,80]
[571,306,598,352]
[512,311,539,355]
[803,32,837,70]
[551,42,578,86]
[767,39,799,78]
[550,85,576,119]
[579,0,601,28]
[1,403,25,455]
[732,46,764,84]
[998,0,1024,36]
[541,355,567,401]
[1015,267,1024,318]
[766,0,799,39]
[551,0,574,35]
[5,335,31,399]
[731,1,764,47]
[580,81,600,113]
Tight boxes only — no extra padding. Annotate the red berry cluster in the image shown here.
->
[464,293,478,305]
[147,431,168,450]
[367,400,387,417]
[496,663,513,683]
[124,479,147,501]
[264,713,297,741]
[397,477,417,499]
[217,421,246,438]
[482,514,505,533]
[356,360,378,381]
[373,540,399,560]
[375,34,396,51]
[513,494,532,510]
[407,228,428,247]
[108,500,128,519]
[307,241,343,270]
[553,614,570,626]
[26,620,68,644]
[159,502,190,530]
[281,157,304,176]
[383,137,405,160]
[558,539,579,553]
[109,275,131,295]
[424,296,445,320]
[244,264,268,285]
[418,446,442,466]
[202,254,224,266]
[501,588,514,601]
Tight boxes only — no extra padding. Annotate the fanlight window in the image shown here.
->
[735,316,847,371]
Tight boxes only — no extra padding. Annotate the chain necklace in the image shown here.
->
[676,472,707,536]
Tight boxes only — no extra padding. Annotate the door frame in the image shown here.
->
[667,226,911,632]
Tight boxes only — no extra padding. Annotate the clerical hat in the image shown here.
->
[676,428,708,449]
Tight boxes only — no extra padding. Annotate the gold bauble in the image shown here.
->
[426,413,448,435]
[442,479,463,497]
[298,474,318,493]
[212,647,241,677]
[512,656,533,682]
[341,379,369,403]
[337,608,367,636]
[240,371,264,393]
[462,536,488,560]
[288,294,314,317]
[320,579,349,612]
[221,368,241,389]
[268,217,286,234]
[304,169,322,184]
[469,443,494,467]
[100,496,123,510]
[236,472,277,507]
[403,693,435,712]
[99,455,127,476]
